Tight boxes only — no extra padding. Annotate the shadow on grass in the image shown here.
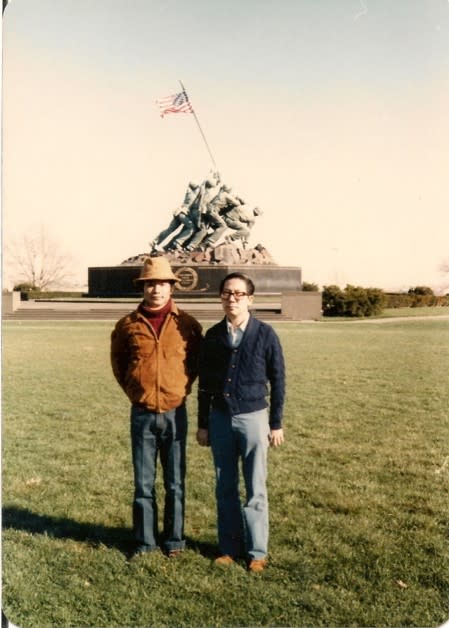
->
[2,505,131,553]
[2,504,217,558]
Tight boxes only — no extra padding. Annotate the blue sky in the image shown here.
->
[2,0,449,291]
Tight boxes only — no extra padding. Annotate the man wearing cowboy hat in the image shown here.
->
[111,256,202,559]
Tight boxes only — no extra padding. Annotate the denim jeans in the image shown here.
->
[130,404,187,552]
[209,407,270,560]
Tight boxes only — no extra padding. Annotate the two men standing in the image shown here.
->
[111,257,285,571]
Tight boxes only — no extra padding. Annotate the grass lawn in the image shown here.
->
[2,318,449,627]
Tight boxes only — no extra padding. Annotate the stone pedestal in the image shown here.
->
[282,291,322,320]
[2,291,21,313]
[88,264,302,297]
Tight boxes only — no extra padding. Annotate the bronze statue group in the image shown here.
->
[150,172,262,255]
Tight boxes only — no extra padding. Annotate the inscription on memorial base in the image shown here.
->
[175,267,203,292]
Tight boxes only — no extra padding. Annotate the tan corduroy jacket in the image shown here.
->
[110,301,202,412]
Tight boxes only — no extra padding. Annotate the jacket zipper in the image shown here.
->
[155,313,172,413]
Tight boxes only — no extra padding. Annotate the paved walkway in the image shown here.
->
[3,299,287,322]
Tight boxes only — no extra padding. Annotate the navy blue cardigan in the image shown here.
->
[198,315,285,430]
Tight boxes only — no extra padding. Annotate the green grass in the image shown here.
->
[2,319,449,627]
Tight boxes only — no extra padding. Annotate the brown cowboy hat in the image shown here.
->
[133,256,178,284]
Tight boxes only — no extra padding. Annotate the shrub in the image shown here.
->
[322,285,346,316]
[302,281,319,292]
[12,288,84,301]
[408,286,434,296]
[384,293,413,308]
[366,287,387,315]
[322,284,386,317]
[385,292,449,308]
[13,282,40,292]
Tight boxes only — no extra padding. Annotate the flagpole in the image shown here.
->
[179,80,218,172]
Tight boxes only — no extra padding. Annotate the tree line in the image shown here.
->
[301,283,449,317]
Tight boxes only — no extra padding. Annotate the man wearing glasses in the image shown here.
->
[196,272,285,572]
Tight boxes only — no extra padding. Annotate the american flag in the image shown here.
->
[156,91,193,117]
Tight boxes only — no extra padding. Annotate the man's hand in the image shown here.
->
[196,428,209,447]
[270,428,284,447]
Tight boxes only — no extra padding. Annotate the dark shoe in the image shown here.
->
[248,558,267,573]
[167,549,183,558]
[214,555,236,567]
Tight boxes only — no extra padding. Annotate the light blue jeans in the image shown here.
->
[209,407,270,560]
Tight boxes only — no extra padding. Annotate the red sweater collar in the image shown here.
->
[138,300,172,335]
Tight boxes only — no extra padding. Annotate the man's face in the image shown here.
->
[143,280,172,309]
[220,277,253,319]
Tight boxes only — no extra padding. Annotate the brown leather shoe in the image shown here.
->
[167,549,183,558]
[248,558,267,572]
[214,555,235,566]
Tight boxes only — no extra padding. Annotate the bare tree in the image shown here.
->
[5,227,74,290]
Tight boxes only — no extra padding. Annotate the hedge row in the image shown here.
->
[17,291,84,300]
[384,293,449,308]
[322,285,449,317]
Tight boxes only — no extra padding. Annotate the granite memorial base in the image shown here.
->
[2,291,21,314]
[88,264,302,298]
[282,291,323,320]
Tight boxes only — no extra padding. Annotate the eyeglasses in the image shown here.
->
[221,290,248,300]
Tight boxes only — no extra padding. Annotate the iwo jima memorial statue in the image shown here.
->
[88,83,308,304]
[87,169,302,298]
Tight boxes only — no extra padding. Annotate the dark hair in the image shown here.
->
[219,272,255,296]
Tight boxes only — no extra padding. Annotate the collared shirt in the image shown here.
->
[226,313,250,348]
